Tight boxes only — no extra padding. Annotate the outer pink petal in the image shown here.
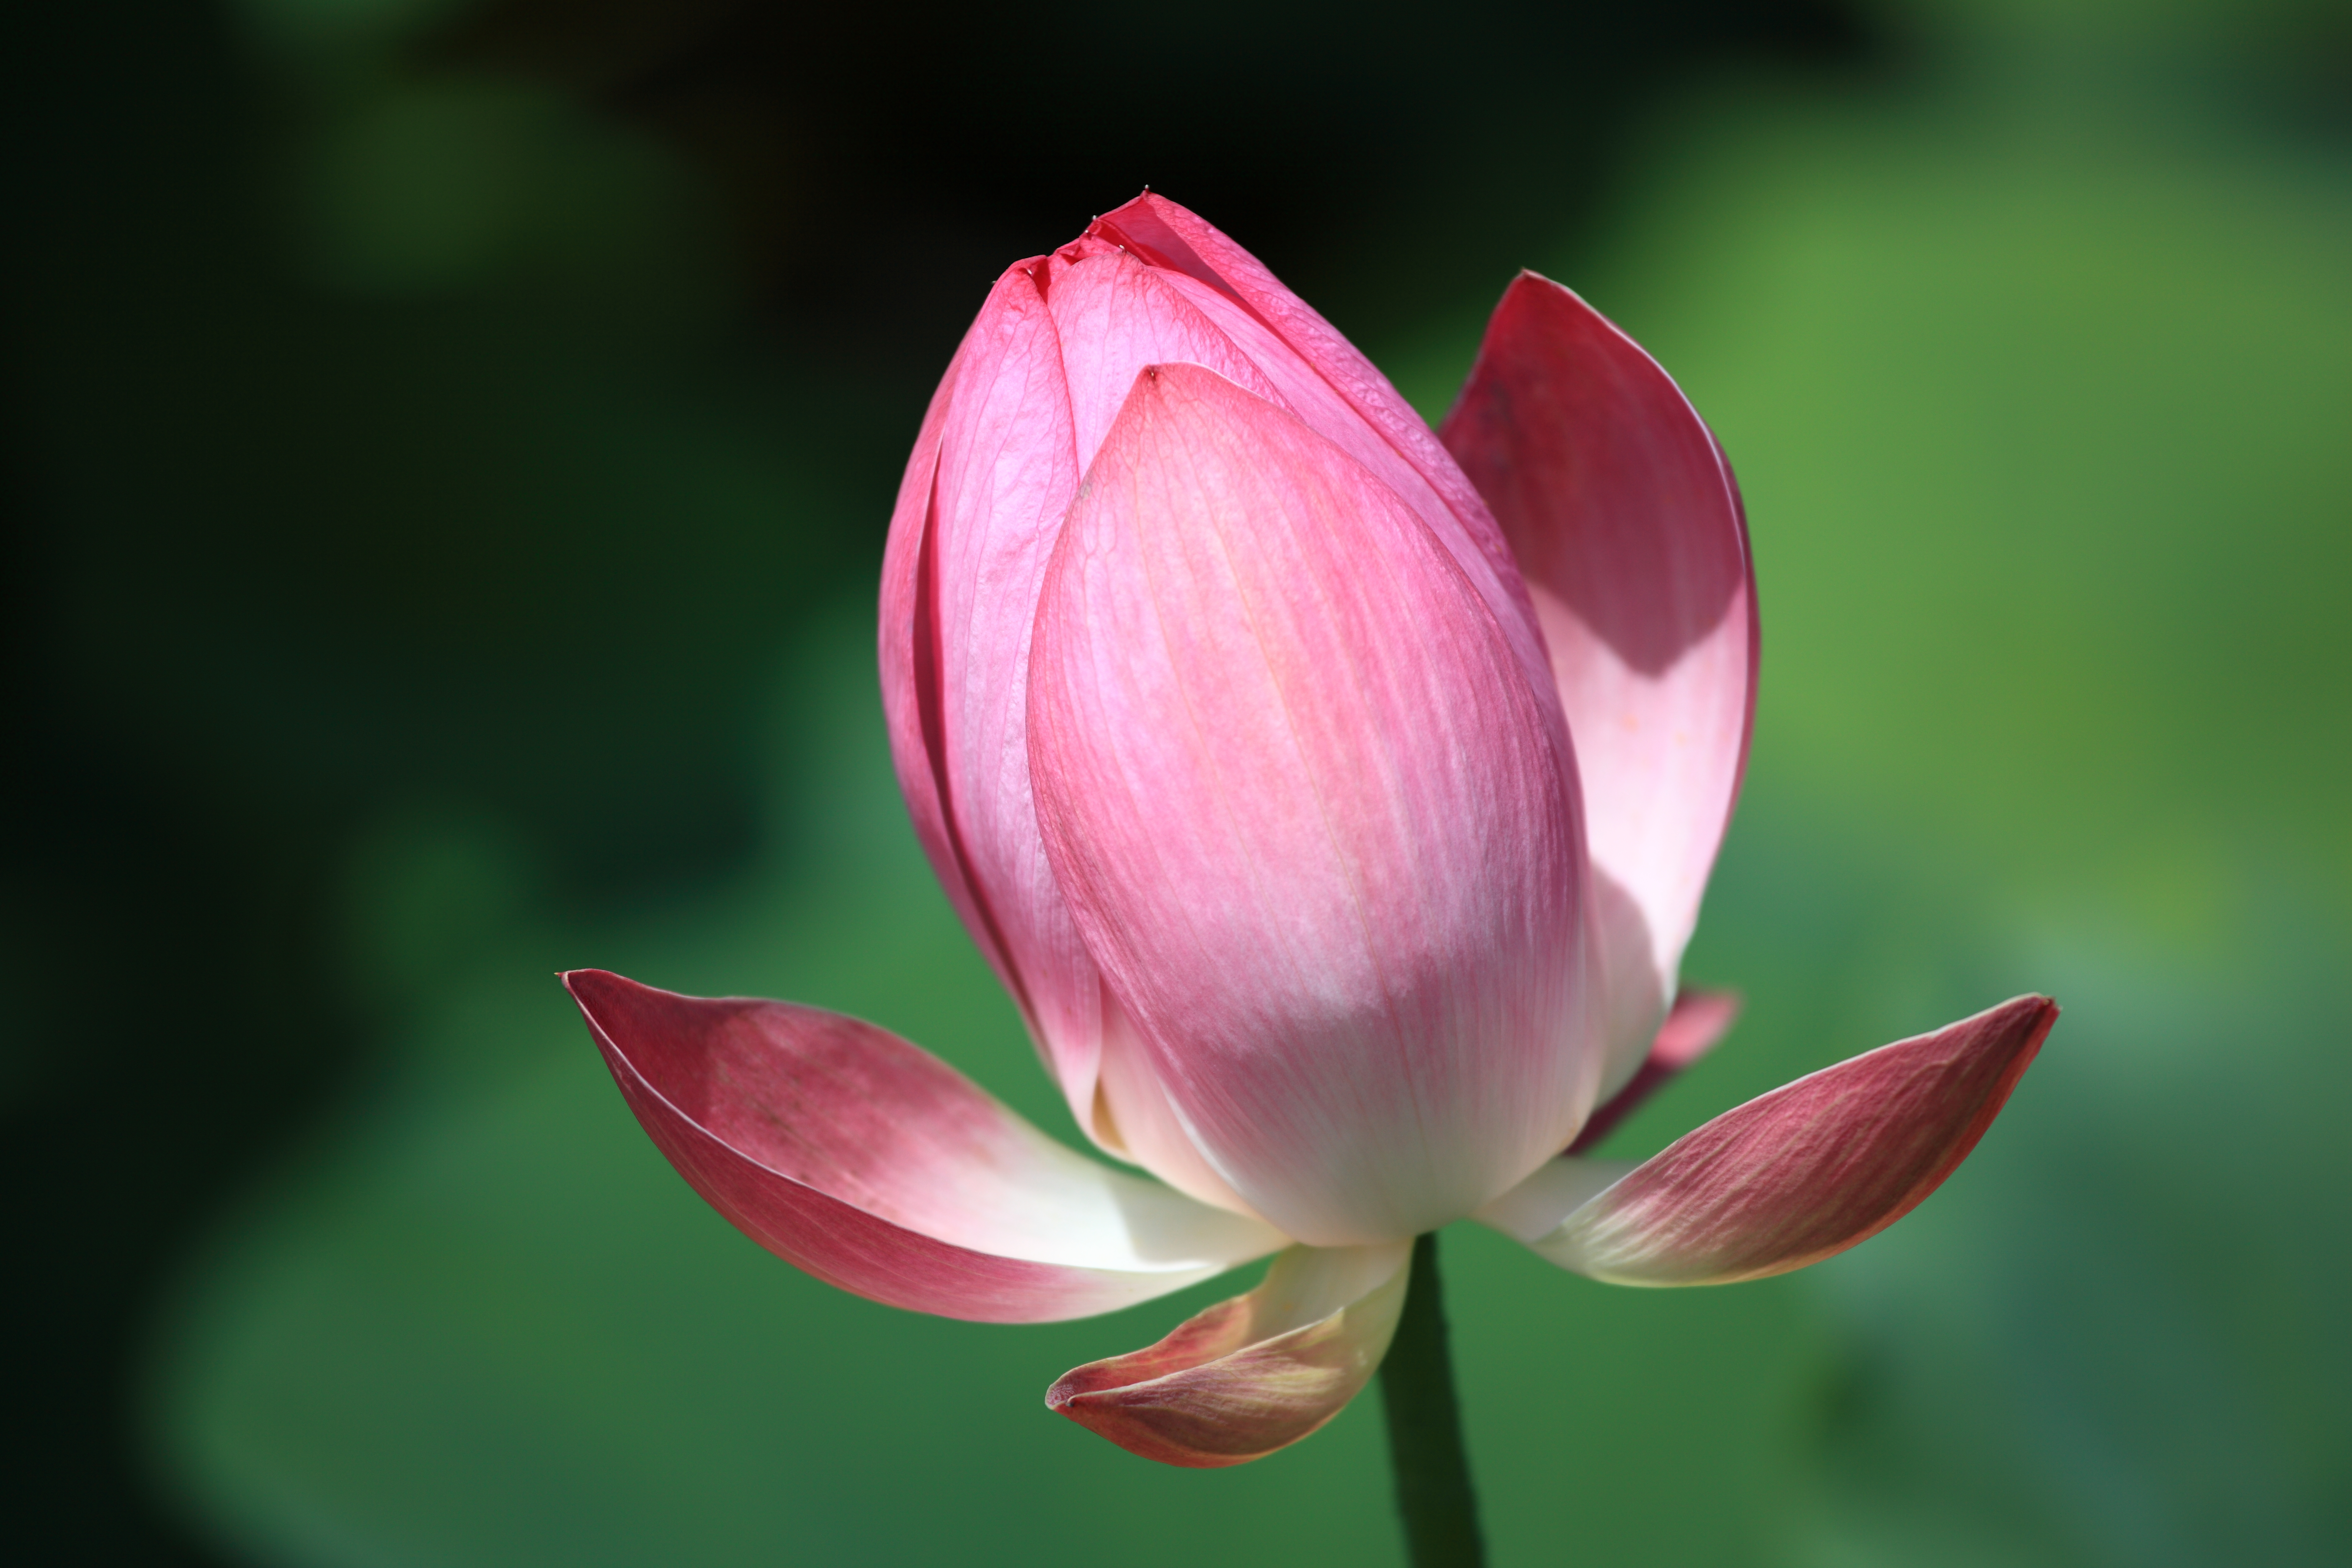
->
[1091,991,1267,1220]
[1034,244,1286,478]
[1478,996,2057,1285]
[1025,235,1586,1220]
[1047,1241,1409,1467]
[566,970,1284,1323]
[878,267,1110,1127]
[1028,362,1596,1245]
[1082,194,1566,770]
[1441,274,1757,1099]
[878,324,970,953]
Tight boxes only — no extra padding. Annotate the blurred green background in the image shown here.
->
[5,0,2347,1563]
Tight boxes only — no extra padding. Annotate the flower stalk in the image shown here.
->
[1380,1233,1485,1567]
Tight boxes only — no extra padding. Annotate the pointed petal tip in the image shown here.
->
[559,965,616,997]
[1516,993,2057,1287]
[564,965,676,1018]
[1504,266,1572,301]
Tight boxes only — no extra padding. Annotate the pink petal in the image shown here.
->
[1089,991,1269,1221]
[877,324,965,946]
[566,970,1284,1323]
[1565,987,1742,1155]
[1441,274,1757,1099]
[883,200,1595,1212]
[1047,1241,1410,1467]
[1479,996,2057,1284]
[1083,195,1565,766]
[1034,242,1285,480]
[1028,362,1597,1245]
[878,267,1111,1128]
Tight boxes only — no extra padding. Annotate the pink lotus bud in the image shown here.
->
[881,194,1603,1243]
[575,192,2052,1469]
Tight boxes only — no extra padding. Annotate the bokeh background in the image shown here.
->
[7,0,2348,1563]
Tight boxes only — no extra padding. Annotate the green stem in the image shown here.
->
[1378,1231,1486,1567]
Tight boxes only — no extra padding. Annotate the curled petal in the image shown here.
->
[567,970,1283,1323]
[1029,362,1595,1244]
[1047,1241,1410,1467]
[1476,995,2057,1285]
[1442,274,1756,1095]
[877,333,966,955]
[879,268,1109,1129]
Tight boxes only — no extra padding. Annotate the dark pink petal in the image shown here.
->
[1566,987,1742,1155]
[1028,363,1597,1245]
[877,266,1111,1129]
[1441,275,1757,1099]
[1047,1242,1409,1467]
[566,970,1283,1323]
[1480,995,2057,1284]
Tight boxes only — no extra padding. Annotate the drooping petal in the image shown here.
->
[566,970,1284,1323]
[1441,274,1757,1099]
[1566,987,1742,1155]
[1028,362,1596,1245]
[1047,1241,1410,1467]
[877,266,1111,1128]
[1082,194,1564,760]
[1475,995,2057,1284]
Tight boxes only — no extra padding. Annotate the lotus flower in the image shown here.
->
[567,192,2054,1468]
